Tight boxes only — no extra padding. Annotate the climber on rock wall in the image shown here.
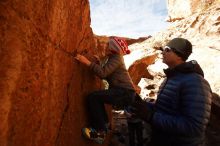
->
[75,37,136,144]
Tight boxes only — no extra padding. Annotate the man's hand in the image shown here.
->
[75,54,91,66]
[132,99,154,122]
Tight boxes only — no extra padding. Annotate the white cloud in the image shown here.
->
[89,0,169,38]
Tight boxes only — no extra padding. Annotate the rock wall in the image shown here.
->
[128,54,158,85]
[0,0,106,146]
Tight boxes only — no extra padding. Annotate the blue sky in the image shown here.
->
[89,0,169,38]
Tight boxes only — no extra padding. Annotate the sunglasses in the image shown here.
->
[159,46,172,52]
[159,46,184,58]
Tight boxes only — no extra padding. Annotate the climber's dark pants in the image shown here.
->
[87,87,135,131]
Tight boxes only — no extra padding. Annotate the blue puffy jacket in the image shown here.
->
[150,60,212,146]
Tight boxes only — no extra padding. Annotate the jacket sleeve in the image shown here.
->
[152,76,212,136]
[89,55,122,79]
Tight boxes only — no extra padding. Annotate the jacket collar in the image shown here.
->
[164,60,204,78]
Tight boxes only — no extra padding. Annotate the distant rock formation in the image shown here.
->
[126,36,152,45]
[167,0,216,22]
[128,54,157,85]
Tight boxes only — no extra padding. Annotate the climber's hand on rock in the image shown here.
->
[75,54,91,66]
[92,55,101,64]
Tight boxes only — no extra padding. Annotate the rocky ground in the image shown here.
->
[109,103,220,146]
[109,110,151,146]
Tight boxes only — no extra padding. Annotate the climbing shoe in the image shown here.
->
[82,127,106,144]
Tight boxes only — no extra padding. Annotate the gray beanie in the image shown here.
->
[166,38,192,61]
